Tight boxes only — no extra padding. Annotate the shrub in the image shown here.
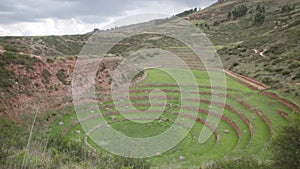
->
[281,71,290,76]
[254,12,266,25]
[254,5,266,25]
[227,11,232,19]
[262,77,273,85]
[46,58,55,64]
[232,62,239,67]
[42,69,51,84]
[256,4,265,13]
[204,156,271,169]
[270,115,300,169]
[213,21,220,26]
[56,69,69,85]
[230,5,248,19]
[281,4,296,13]
[2,51,39,70]
[292,73,300,80]
[0,51,39,91]
[3,44,19,53]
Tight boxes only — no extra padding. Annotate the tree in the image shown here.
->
[254,12,265,25]
[231,5,248,18]
[254,4,266,25]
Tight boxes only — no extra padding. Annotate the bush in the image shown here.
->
[281,4,296,13]
[254,5,266,25]
[3,44,19,53]
[254,12,266,25]
[213,21,220,26]
[232,62,239,67]
[281,71,290,76]
[2,51,39,70]
[229,5,248,19]
[270,115,300,169]
[42,69,51,84]
[56,69,69,85]
[204,157,271,169]
[46,58,55,63]
[292,73,300,80]
[227,11,232,19]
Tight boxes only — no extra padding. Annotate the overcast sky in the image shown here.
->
[0,0,216,36]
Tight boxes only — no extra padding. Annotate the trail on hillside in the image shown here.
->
[253,49,267,58]
[0,46,42,59]
[224,70,268,90]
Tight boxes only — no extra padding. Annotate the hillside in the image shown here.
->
[0,0,300,168]
[1,0,298,105]
[189,0,300,103]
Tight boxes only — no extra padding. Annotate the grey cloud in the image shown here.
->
[0,0,216,24]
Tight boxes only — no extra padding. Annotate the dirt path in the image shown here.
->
[260,49,267,58]
[253,49,267,58]
[0,46,42,59]
[225,69,299,113]
[224,70,268,90]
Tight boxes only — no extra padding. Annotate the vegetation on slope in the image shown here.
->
[0,51,39,92]
[188,0,300,103]
[0,34,91,57]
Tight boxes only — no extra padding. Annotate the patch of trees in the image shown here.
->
[227,5,248,19]
[254,5,266,25]
[176,8,198,17]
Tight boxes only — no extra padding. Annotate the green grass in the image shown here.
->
[47,68,297,168]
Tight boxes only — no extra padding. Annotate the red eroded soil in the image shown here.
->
[0,56,123,122]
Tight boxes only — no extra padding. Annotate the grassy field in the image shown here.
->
[49,68,295,168]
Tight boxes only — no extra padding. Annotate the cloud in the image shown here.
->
[0,0,216,36]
